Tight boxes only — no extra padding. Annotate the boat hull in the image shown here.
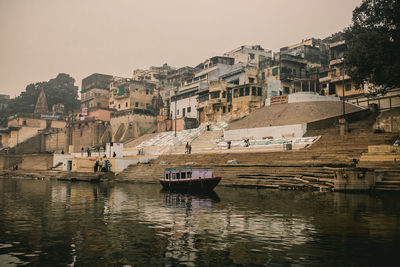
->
[159,177,221,192]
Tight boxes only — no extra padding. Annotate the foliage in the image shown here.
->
[3,73,80,117]
[344,0,400,92]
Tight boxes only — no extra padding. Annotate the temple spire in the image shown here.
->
[34,88,49,115]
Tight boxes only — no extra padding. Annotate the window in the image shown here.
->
[135,102,139,107]
[182,108,186,117]
[223,106,226,113]
[187,172,192,178]
[252,87,257,96]
[248,77,255,83]
[345,83,351,91]
[293,69,297,76]
[181,172,186,179]
[118,104,121,109]
[187,107,191,113]
[329,83,336,95]
[261,72,265,80]
[177,109,179,115]
[239,87,244,97]
[234,89,239,98]
[257,87,262,96]
[22,120,27,126]
[177,173,180,179]
[211,91,220,99]
[283,87,290,95]
[198,94,209,103]
[125,102,128,107]
[146,89,149,95]
[245,87,250,96]
[272,67,278,76]
[249,53,255,59]
[222,92,226,98]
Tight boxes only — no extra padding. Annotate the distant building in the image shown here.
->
[108,77,159,142]
[260,54,318,97]
[319,40,362,98]
[109,77,157,112]
[224,45,272,66]
[0,94,10,110]
[81,73,113,109]
[279,38,329,68]
[133,63,175,86]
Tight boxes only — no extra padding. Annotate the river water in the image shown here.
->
[0,178,399,266]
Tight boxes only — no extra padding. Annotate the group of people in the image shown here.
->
[94,156,112,172]
[185,142,192,154]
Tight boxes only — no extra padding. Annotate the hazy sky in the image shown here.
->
[0,0,362,96]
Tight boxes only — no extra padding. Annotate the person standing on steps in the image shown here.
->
[185,142,189,154]
[227,140,231,149]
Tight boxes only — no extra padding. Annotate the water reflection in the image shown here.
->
[0,179,399,266]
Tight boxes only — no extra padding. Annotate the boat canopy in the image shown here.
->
[164,167,213,180]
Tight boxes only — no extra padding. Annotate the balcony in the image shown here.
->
[209,98,226,105]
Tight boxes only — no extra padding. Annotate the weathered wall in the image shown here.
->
[334,169,375,191]
[374,114,400,133]
[19,154,53,170]
[306,109,371,132]
[6,127,41,148]
[0,154,23,170]
[110,113,156,142]
[224,123,307,141]
[68,120,108,152]
[44,129,67,152]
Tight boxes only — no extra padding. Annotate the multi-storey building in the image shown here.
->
[279,38,329,68]
[132,63,175,86]
[81,73,113,109]
[319,41,361,98]
[224,45,272,66]
[260,54,318,97]
[109,78,157,112]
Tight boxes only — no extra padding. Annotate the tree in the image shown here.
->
[3,73,80,117]
[344,0,400,93]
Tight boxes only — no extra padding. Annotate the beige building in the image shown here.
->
[109,77,157,112]
[81,73,113,109]
[260,54,318,97]
[132,63,175,86]
[319,41,362,98]
[0,114,67,152]
[231,83,267,120]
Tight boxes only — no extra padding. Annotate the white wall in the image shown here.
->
[170,95,198,119]
[265,92,342,106]
[224,124,307,140]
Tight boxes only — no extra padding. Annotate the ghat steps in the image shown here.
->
[118,131,398,190]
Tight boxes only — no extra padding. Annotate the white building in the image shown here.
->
[224,45,272,66]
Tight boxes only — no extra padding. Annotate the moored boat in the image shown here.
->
[160,167,221,192]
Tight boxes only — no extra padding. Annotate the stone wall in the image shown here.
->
[110,113,156,142]
[374,113,400,133]
[68,120,108,153]
[0,154,23,170]
[44,129,67,152]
